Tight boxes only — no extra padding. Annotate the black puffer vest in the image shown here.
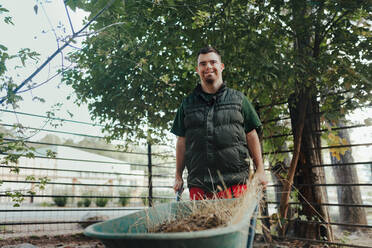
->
[183,84,250,191]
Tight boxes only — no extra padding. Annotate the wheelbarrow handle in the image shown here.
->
[176,186,184,202]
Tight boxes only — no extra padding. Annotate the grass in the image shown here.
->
[146,177,262,233]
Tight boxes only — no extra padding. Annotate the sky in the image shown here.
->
[0,0,370,160]
[0,0,102,141]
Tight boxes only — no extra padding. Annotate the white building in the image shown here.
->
[1,145,146,204]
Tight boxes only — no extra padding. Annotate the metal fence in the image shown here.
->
[0,109,177,237]
[1,105,371,247]
[257,100,372,248]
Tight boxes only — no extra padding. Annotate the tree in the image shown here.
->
[275,0,371,240]
[329,119,367,231]
[0,3,56,206]
[64,0,371,239]
[0,4,38,177]
[63,0,294,144]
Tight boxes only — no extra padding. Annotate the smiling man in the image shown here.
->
[171,46,267,200]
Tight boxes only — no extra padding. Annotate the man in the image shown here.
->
[171,46,267,200]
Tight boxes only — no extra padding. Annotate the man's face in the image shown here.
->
[196,52,224,85]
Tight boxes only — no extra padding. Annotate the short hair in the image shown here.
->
[197,46,222,61]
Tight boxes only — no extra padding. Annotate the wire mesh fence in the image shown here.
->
[0,109,178,238]
[1,104,371,247]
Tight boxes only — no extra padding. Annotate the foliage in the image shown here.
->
[95,197,109,207]
[0,4,55,207]
[79,191,93,207]
[83,197,92,207]
[324,131,350,161]
[5,191,25,207]
[77,197,92,207]
[64,0,371,150]
[52,195,68,207]
[118,190,130,207]
[63,1,371,234]
[1,126,54,206]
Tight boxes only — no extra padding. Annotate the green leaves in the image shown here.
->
[192,10,211,29]
[0,5,13,25]
[6,191,24,207]
[17,48,40,67]
[62,0,371,145]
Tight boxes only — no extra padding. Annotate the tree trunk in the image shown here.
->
[283,0,333,240]
[330,119,367,231]
[288,94,333,241]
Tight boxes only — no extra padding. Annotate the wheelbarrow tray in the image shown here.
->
[84,199,258,248]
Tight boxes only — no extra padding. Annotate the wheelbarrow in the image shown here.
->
[84,197,259,248]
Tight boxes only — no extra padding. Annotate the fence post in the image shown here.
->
[255,103,272,242]
[148,142,153,207]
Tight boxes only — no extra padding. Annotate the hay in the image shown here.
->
[149,177,262,233]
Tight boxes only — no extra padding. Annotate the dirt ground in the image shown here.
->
[1,230,371,248]
[0,233,330,248]
[0,233,104,248]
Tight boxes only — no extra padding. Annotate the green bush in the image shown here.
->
[77,200,83,207]
[95,197,109,207]
[118,191,130,207]
[81,191,93,207]
[52,195,68,207]
[83,198,91,207]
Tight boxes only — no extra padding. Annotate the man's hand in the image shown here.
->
[174,136,186,193]
[173,176,184,193]
[255,171,268,189]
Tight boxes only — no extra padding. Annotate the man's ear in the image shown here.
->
[221,63,225,71]
[196,66,200,74]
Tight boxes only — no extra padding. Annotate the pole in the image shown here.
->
[147,142,153,207]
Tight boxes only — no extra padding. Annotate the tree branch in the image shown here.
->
[64,1,75,35]
[279,91,309,235]
[320,10,351,41]
[75,22,126,38]
[0,0,116,105]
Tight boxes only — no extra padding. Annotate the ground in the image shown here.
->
[1,228,372,247]
[0,233,103,248]
[0,233,330,248]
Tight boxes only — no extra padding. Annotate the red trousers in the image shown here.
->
[189,184,247,200]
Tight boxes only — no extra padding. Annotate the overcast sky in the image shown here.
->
[0,0,101,141]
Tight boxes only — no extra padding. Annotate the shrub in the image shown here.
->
[95,197,109,207]
[52,195,68,207]
[83,198,91,207]
[77,200,83,207]
[118,191,130,207]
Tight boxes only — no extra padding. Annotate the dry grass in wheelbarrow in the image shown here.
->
[147,177,262,233]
